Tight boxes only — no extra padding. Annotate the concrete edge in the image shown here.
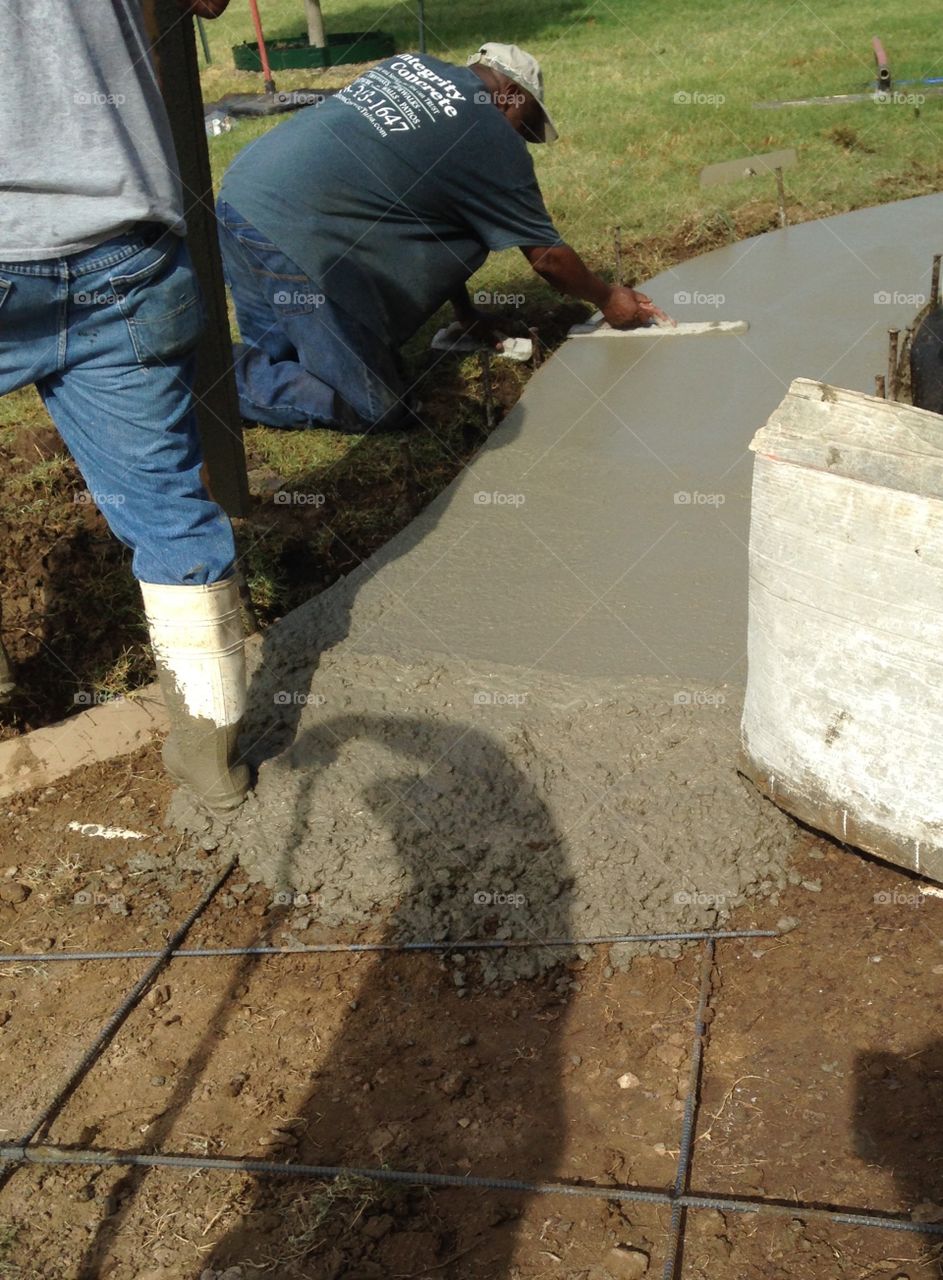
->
[0,685,169,800]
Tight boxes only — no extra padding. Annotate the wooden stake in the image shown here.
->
[887,328,900,401]
[614,225,623,286]
[774,168,788,228]
[151,1,249,516]
[875,374,886,399]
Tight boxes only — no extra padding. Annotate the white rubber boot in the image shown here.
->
[140,578,250,812]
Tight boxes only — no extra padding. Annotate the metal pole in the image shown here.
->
[305,0,327,49]
[195,15,211,64]
[481,349,495,430]
[872,36,891,93]
[248,0,277,95]
[418,0,427,54]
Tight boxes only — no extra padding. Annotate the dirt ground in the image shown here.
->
[0,745,941,1279]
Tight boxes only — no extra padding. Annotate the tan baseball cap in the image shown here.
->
[467,42,559,143]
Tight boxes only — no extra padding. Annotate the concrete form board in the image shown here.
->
[741,380,943,879]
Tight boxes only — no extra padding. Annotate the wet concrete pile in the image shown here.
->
[229,645,795,979]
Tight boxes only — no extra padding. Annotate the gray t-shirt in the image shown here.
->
[0,0,185,260]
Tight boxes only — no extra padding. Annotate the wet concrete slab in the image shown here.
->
[230,195,940,909]
[331,194,943,684]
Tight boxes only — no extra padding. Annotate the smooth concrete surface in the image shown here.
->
[327,194,943,684]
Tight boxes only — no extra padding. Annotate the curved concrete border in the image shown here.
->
[0,684,167,799]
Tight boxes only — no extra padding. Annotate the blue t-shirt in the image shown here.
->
[220,54,563,345]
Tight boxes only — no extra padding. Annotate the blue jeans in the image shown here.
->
[216,198,408,430]
[0,225,236,586]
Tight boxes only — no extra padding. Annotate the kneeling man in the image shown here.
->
[217,42,667,431]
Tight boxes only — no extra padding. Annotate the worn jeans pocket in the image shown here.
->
[220,205,322,317]
[110,234,205,364]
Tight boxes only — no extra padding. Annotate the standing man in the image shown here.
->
[0,0,249,812]
[216,42,669,432]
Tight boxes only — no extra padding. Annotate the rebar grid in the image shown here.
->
[0,868,935,1279]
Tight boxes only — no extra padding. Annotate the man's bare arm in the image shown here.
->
[522,243,672,329]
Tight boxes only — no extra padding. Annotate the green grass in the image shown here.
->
[201,0,943,279]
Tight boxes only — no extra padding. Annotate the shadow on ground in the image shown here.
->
[855,1042,943,1261]
[74,715,576,1279]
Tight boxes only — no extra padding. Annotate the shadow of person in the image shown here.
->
[854,1043,943,1263]
[201,712,576,1278]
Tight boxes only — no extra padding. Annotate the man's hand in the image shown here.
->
[601,285,675,330]
[522,244,674,329]
[177,0,230,16]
